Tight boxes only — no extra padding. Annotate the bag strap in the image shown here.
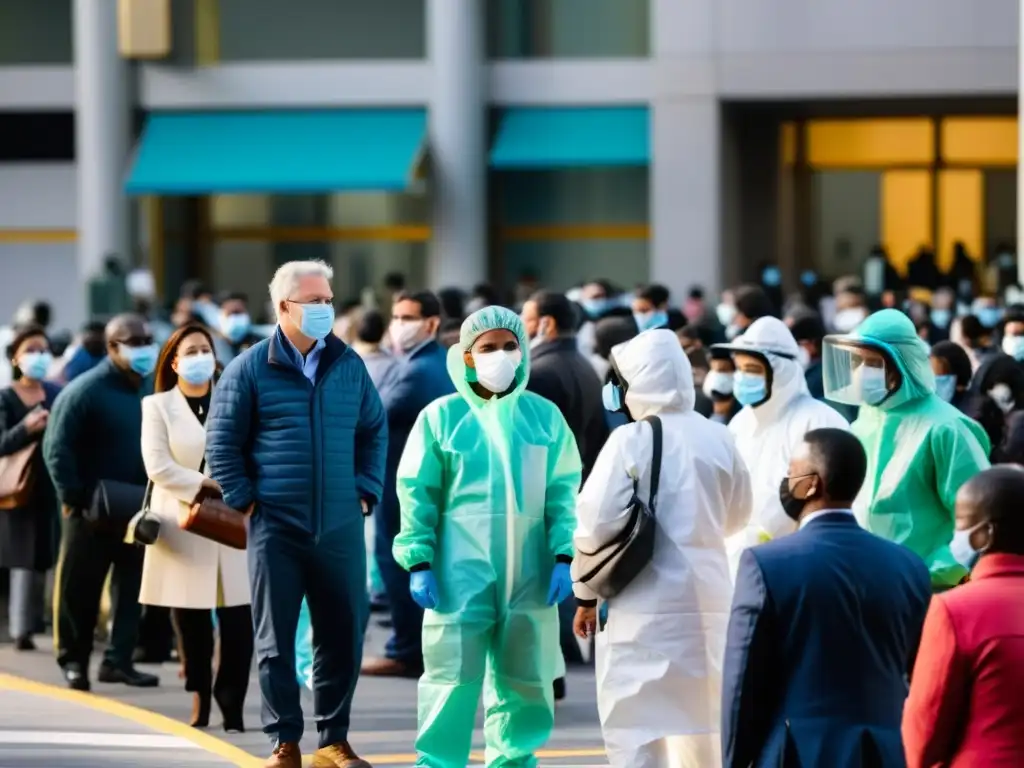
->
[642,415,663,513]
[140,479,155,514]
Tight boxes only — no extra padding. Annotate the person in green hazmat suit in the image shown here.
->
[392,306,581,768]
[822,308,991,590]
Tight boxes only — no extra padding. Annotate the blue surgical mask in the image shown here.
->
[294,303,335,341]
[800,270,817,287]
[602,381,623,412]
[581,298,611,319]
[221,313,252,344]
[762,267,782,287]
[120,343,158,377]
[193,299,221,329]
[1002,335,1024,361]
[177,353,216,385]
[634,310,668,333]
[734,372,768,407]
[935,374,957,402]
[950,522,990,572]
[976,306,1003,328]
[930,309,952,328]
[856,365,889,406]
[18,351,52,381]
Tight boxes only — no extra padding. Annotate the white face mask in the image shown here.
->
[989,383,1016,414]
[472,350,521,394]
[702,370,734,398]
[796,346,811,370]
[834,308,868,333]
[529,319,551,350]
[390,319,425,352]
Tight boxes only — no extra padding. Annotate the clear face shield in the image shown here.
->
[821,338,893,406]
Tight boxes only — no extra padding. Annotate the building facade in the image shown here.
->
[0,0,1017,329]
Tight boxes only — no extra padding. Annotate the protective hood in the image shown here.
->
[829,308,934,411]
[712,316,808,417]
[447,305,531,407]
[609,328,694,421]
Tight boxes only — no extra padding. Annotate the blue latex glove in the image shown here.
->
[410,570,439,610]
[547,562,573,606]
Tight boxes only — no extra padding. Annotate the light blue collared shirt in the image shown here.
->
[283,332,326,384]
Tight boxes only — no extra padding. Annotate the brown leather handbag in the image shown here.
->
[179,459,247,550]
[0,442,37,510]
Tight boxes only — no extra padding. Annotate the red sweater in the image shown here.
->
[903,553,1024,768]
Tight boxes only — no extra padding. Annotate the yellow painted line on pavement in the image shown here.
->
[0,673,606,766]
[0,674,262,767]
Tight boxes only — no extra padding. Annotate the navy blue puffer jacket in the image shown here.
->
[205,328,387,536]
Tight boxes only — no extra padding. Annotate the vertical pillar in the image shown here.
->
[74,0,132,285]
[427,0,487,290]
[649,0,722,296]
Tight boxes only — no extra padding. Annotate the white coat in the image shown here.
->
[138,388,249,609]
[572,329,753,768]
[718,317,849,575]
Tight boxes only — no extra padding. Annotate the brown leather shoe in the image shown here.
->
[359,656,422,678]
[264,742,302,768]
[311,741,372,767]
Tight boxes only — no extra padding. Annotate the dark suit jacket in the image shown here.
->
[526,337,608,480]
[377,340,454,524]
[722,512,932,768]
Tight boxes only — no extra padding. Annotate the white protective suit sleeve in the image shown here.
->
[724,437,754,537]
[571,420,650,602]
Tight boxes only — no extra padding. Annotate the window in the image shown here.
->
[487,0,649,58]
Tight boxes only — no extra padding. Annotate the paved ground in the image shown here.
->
[0,620,608,767]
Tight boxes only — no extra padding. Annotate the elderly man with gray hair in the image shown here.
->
[205,260,388,768]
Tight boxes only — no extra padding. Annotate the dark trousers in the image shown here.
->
[54,515,144,670]
[138,606,174,660]
[249,518,369,748]
[172,605,253,719]
[373,501,423,669]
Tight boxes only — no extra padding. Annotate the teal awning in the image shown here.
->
[125,109,427,195]
[490,107,649,170]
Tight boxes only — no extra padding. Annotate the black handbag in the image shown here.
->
[125,479,160,546]
[574,415,662,599]
[84,479,148,534]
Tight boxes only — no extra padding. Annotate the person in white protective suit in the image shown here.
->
[712,316,849,575]
[571,329,753,768]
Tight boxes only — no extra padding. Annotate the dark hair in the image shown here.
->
[472,283,501,306]
[14,301,51,329]
[437,288,465,320]
[218,291,249,306]
[394,290,442,319]
[636,283,670,308]
[357,310,387,344]
[6,324,49,380]
[734,284,775,321]
[787,311,827,344]
[180,280,210,301]
[930,341,973,389]
[688,286,705,300]
[384,272,406,291]
[803,427,868,504]
[687,347,709,372]
[594,316,637,360]
[959,314,988,344]
[154,323,218,394]
[339,298,362,314]
[962,467,1024,553]
[677,325,702,343]
[529,290,577,333]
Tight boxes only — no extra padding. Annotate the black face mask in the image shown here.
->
[778,474,817,522]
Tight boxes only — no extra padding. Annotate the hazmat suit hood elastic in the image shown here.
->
[609,329,694,421]
[713,316,808,420]
[830,309,991,589]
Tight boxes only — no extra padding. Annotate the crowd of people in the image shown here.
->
[1,258,1024,768]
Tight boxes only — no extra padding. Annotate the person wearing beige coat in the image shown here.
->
[139,324,252,733]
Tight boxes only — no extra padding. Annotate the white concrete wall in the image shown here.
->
[0,163,84,331]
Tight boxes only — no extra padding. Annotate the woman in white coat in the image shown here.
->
[572,329,753,768]
[139,323,252,732]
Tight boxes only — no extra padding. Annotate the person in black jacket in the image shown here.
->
[0,325,61,651]
[522,291,609,480]
[42,314,159,691]
[522,290,610,693]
